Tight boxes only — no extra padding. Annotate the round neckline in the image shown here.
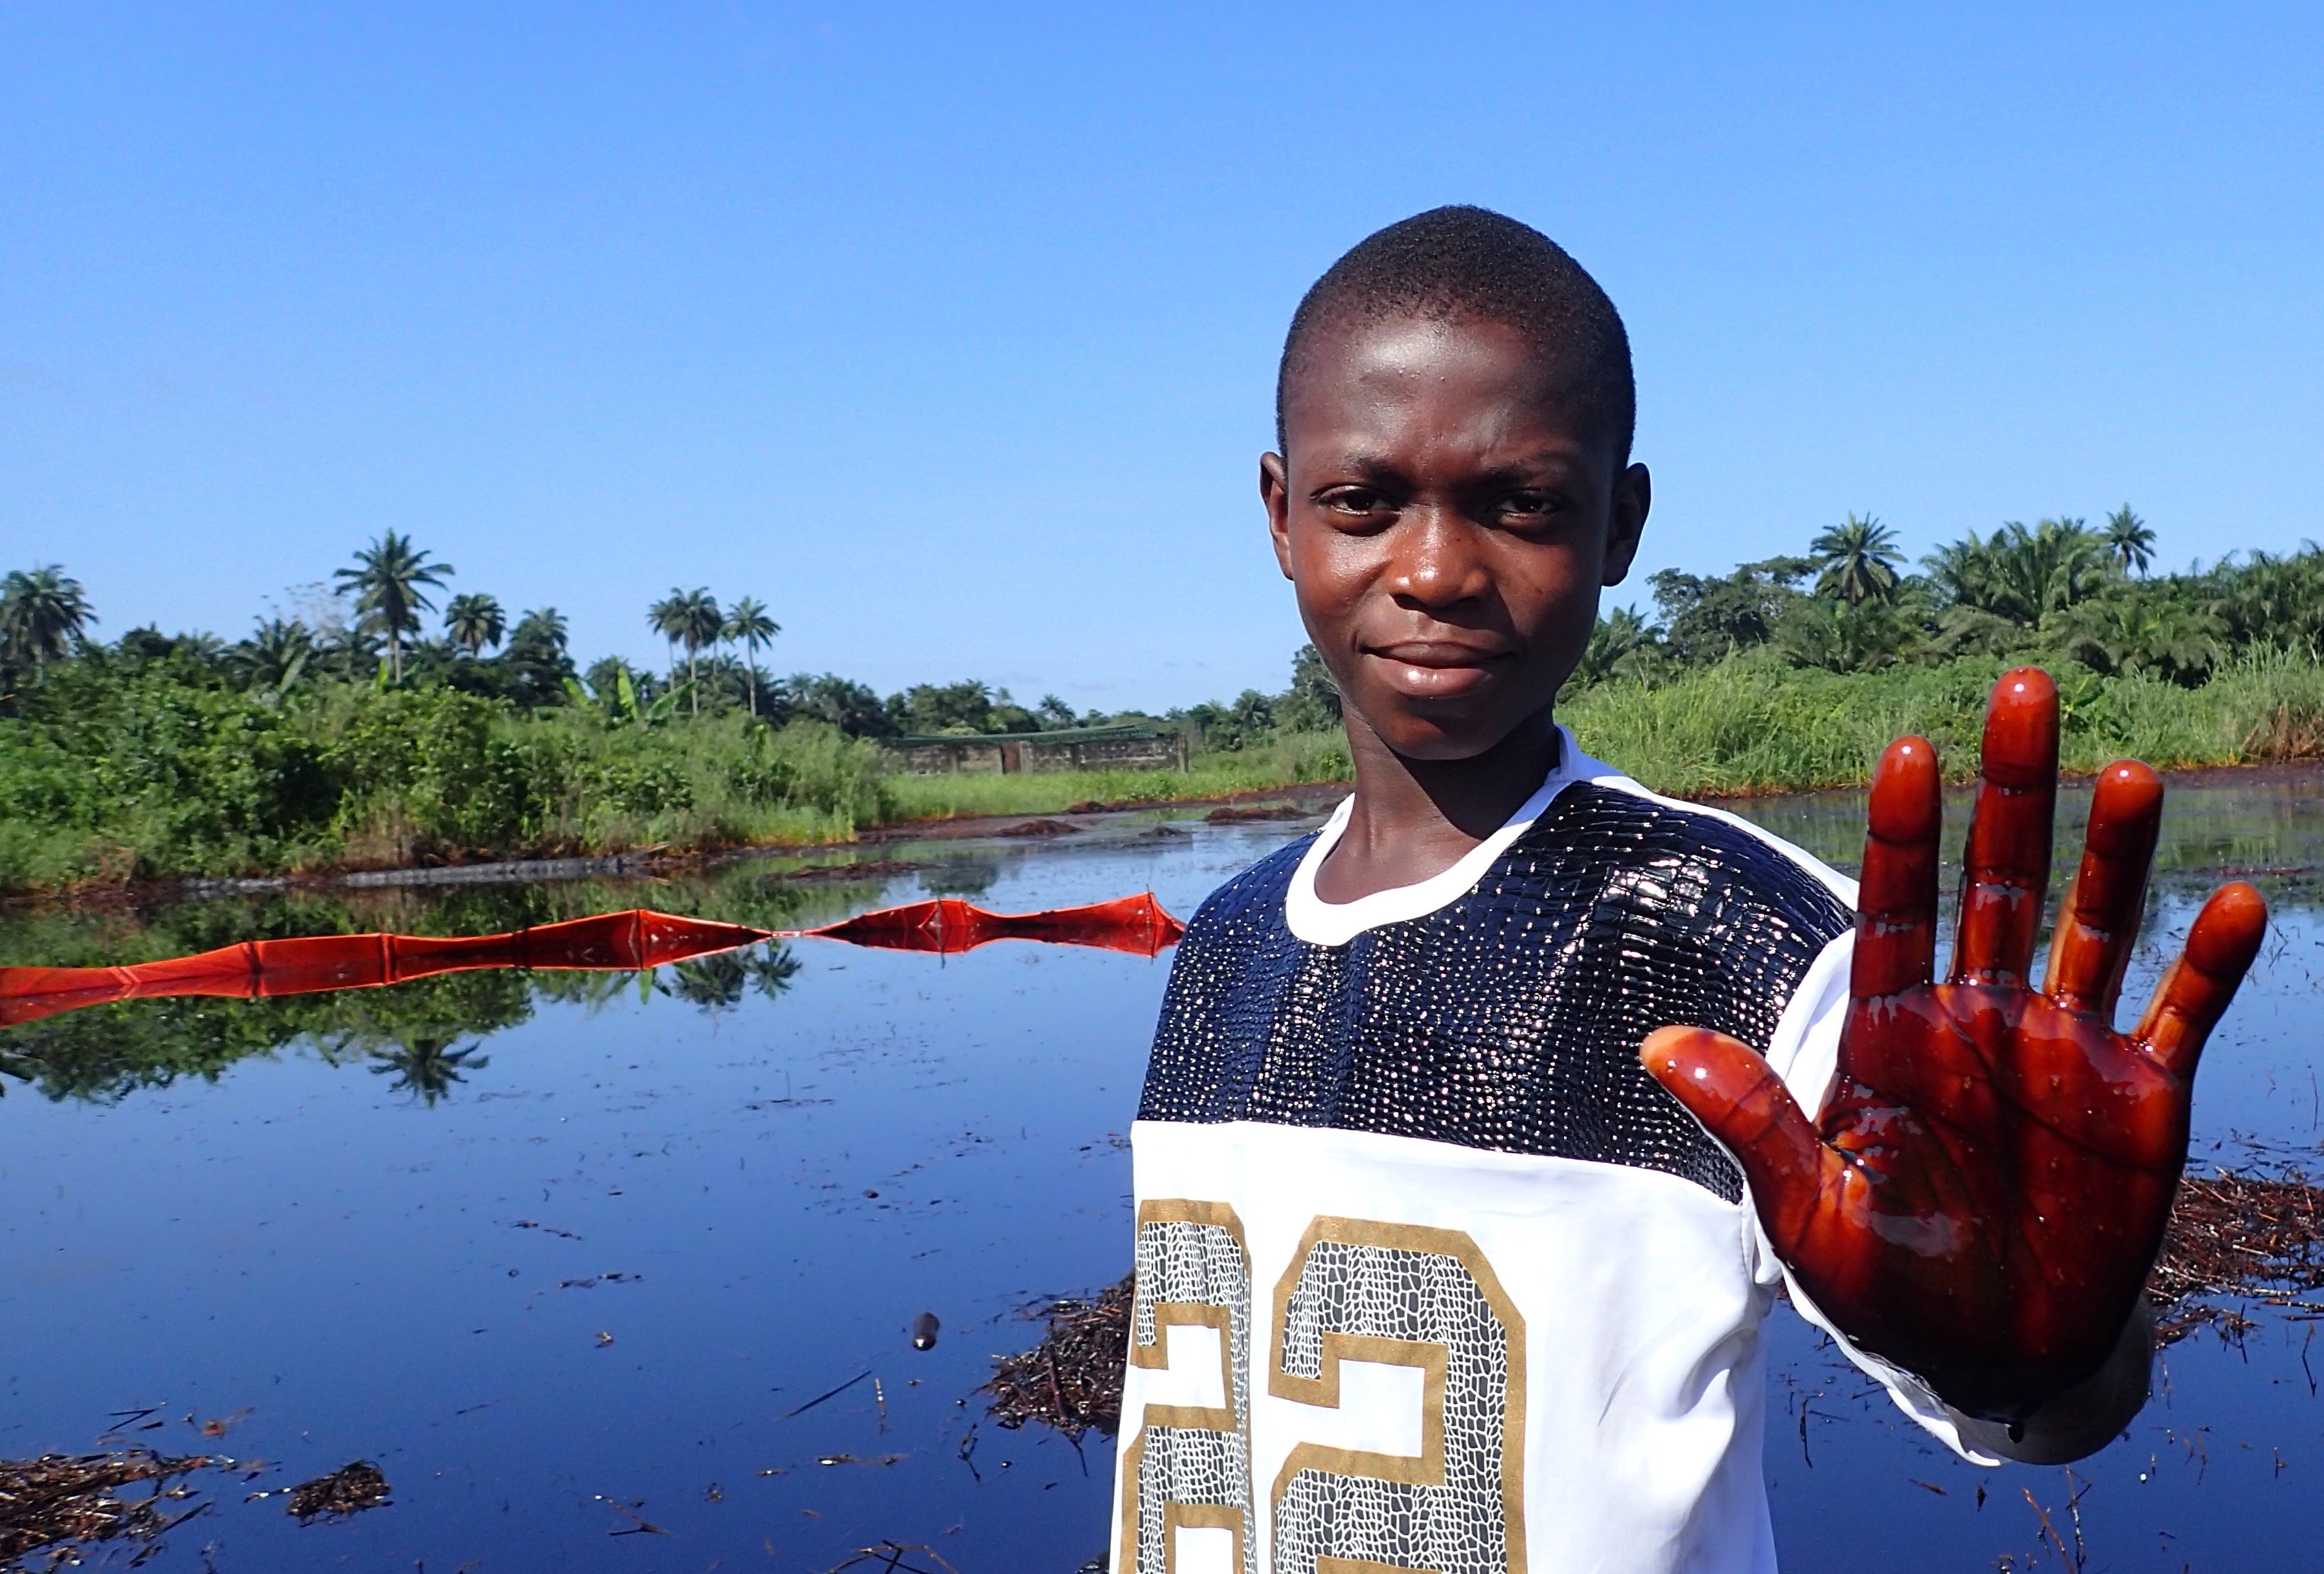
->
[1283,725,1606,947]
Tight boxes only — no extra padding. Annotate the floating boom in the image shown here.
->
[783,892,1183,957]
[0,894,1184,1028]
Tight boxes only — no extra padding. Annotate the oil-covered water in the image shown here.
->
[3,773,2319,1571]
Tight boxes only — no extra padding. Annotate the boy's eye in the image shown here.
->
[1316,487,1391,518]
[1498,492,1561,521]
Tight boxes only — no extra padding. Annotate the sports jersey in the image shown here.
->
[1109,731,1990,1574]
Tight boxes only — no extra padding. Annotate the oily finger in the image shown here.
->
[1950,668,2061,989]
[2043,760,2163,1019]
[1853,736,1943,1002]
[2132,882,2268,1079]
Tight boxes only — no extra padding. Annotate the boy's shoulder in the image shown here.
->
[1514,774,1854,918]
[1174,831,1315,940]
[1174,774,1853,953]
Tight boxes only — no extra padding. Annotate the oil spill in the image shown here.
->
[2,785,2321,1570]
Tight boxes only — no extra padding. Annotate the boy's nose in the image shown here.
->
[1386,511,1491,609]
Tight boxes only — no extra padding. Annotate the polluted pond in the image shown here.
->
[3,787,2324,1569]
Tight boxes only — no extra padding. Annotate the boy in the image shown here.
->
[1108,207,2267,1572]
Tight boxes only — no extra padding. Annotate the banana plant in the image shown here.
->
[569,669,692,728]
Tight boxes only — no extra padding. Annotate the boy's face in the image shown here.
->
[1263,314,1649,762]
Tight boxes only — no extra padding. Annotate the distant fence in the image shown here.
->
[879,723,1187,776]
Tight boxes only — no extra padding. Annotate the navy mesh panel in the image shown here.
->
[1136,783,1853,1202]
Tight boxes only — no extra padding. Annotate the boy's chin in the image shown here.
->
[1356,701,1555,765]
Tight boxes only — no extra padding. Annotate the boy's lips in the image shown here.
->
[1363,640,1515,701]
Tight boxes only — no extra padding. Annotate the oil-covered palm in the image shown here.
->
[1643,669,2268,1421]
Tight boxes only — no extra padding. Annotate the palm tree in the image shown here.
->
[648,587,722,715]
[1998,517,2109,620]
[2104,504,2156,576]
[722,596,780,716]
[333,532,453,682]
[2051,586,2225,684]
[1572,606,1661,687]
[229,617,315,692]
[0,564,98,673]
[1808,514,1904,606]
[442,593,506,657]
[1926,519,2108,625]
[507,606,568,657]
[648,592,686,688]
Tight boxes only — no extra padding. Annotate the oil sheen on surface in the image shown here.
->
[2,783,2321,1571]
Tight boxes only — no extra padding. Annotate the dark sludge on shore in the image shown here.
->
[973,1168,2324,1445]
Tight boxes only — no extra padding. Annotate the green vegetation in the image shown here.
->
[4,510,2319,895]
[1560,508,2324,796]
[0,659,889,892]
[1584,510,2324,688]
[1563,648,2324,798]
[887,730,1352,821]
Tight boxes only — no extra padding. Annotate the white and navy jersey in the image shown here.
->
[1110,734,1985,1574]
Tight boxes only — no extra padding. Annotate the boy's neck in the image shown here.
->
[1315,708,1564,905]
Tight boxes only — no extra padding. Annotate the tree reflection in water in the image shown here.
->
[663,942,801,1011]
[368,1034,490,1106]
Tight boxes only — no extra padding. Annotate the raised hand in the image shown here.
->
[1643,668,2268,1423]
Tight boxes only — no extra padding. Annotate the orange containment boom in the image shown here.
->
[783,891,1184,957]
[0,894,1184,1028]
[0,910,771,1028]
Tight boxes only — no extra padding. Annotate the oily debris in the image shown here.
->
[815,1542,961,1574]
[2149,1170,2324,1342]
[0,1449,220,1567]
[983,1276,1131,1442]
[1203,803,1308,823]
[975,1172,2324,1438]
[996,819,1083,838]
[284,1460,391,1523]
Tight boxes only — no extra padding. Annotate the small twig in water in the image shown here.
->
[780,1369,872,1421]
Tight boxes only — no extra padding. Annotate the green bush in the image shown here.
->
[1562,648,2324,797]
[3,642,2315,896]
[0,673,895,893]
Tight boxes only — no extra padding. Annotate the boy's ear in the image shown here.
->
[1602,462,1651,587]
[1261,452,1296,581]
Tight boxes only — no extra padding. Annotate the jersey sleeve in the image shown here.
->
[1748,927,2006,1467]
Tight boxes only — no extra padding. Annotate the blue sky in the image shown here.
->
[5,3,2319,711]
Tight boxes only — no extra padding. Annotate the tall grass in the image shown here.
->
[885,731,1352,820]
[5,651,2318,895]
[0,677,891,894]
[1562,648,2324,798]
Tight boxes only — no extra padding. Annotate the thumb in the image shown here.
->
[1642,1025,1834,1253]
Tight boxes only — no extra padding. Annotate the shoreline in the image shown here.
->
[1,778,1357,911]
[11,755,2319,913]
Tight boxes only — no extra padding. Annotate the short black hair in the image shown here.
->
[1275,205,1635,460]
